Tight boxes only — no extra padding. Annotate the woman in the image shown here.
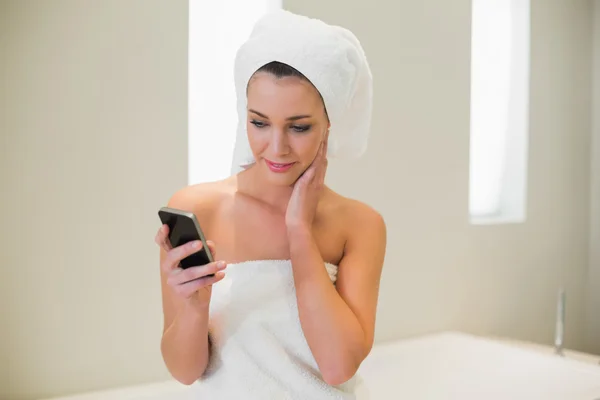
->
[155,10,386,399]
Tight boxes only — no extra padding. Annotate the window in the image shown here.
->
[188,0,281,185]
[469,0,530,224]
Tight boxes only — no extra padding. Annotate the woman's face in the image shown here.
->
[246,72,329,186]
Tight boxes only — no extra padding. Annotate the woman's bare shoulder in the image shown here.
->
[323,188,387,266]
[166,177,236,218]
[323,187,386,229]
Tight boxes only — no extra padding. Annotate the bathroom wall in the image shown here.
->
[0,0,595,399]
[284,0,594,348]
[0,1,189,399]
[588,0,600,355]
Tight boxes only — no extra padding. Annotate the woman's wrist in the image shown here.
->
[181,297,210,322]
[286,223,313,240]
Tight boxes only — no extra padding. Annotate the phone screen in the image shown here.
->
[159,209,212,269]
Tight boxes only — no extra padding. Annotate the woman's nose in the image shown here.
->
[269,129,290,155]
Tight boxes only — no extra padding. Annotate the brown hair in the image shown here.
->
[255,61,308,80]
[251,61,329,120]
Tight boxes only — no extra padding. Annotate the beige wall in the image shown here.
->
[0,0,596,399]
[284,0,594,348]
[0,1,188,399]
[588,0,600,355]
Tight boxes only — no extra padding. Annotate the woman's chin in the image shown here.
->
[262,165,300,186]
[267,173,298,187]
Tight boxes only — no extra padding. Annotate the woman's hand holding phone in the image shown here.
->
[155,224,226,309]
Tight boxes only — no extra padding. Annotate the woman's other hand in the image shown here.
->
[285,135,328,231]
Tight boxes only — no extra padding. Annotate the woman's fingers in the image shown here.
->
[161,239,203,272]
[167,260,227,287]
[311,139,328,187]
[156,223,224,299]
[205,240,217,260]
[174,271,227,298]
[154,224,166,247]
[156,224,220,274]
[155,224,173,251]
[317,161,327,188]
[156,224,215,259]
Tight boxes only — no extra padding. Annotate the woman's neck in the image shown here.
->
[236,166,294,213]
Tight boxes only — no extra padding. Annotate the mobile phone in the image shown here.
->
[158,206,214,270]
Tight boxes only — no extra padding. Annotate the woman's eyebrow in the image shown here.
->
[249,109,311,121]
[287,115,311,121]
[249,109,268,119]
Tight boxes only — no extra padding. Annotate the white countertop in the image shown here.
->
[41,331,600,400]
[357,331,600,400]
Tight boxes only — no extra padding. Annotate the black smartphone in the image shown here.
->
[158,206,214,270]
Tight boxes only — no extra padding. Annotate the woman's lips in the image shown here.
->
[265,159,296,173]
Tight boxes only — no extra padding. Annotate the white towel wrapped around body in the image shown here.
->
[190,260,365,399]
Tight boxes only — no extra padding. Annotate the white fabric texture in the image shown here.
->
[190,259,365,399]
[230,9,373,175]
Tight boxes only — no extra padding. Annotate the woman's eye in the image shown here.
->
[291,125,311,133]
[250,120,266,128]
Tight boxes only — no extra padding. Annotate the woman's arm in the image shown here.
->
[158,186,224,384]
[288,202,387,386]
[159,248,211,385]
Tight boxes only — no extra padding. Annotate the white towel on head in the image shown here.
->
[230,9,373,175]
